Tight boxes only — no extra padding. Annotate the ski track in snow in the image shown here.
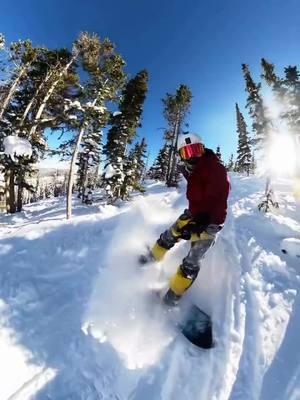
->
[0,176,299,400]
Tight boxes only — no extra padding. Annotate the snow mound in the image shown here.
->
[84,199,178,369]
[281,237,300,258]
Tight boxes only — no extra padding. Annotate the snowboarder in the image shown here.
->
[141,132,230,306]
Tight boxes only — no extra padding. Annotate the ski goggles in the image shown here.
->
[178,143,204,160]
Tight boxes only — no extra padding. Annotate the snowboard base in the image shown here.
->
[179,304,213,349]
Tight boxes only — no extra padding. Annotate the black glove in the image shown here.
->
[181,212,210,238]
[192,212,210,228]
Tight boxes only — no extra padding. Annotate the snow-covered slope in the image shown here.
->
[0,175,299,400]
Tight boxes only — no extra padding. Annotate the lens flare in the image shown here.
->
[267,134,297,176]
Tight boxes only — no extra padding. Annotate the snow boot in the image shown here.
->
[163,288,181,307]
[139,241,168,265]
[163,266,194,305]
[139,250,155,265]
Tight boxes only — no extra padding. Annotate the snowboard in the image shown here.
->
[178,304,213,349]
[139,250,213,349]
[149,289,214,349]
[280,238,300,258]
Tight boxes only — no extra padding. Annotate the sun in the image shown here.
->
[267,134,298,177]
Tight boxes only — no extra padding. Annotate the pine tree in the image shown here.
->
[235,103,252,175]
[0,34,83,213]
[261,59,300,178]
[261,58,281,89]
[0,32,97,215]
[76,128,102,202]
[133,137,147,186]
[17,48,79,211]
[120,137,148,199]
[162,84,192,187]
[0,39,39,213]
[244,61,278,211]
[148,143,169,181]
[242,63,271,149]
[250,151,256,174]
[226,153,235,172]
[103,70,148,201]
[0,39,38,121]
[216,145,222,162]
[281,66,300,131]
[63,35,126,218]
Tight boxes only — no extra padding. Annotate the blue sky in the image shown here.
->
[2,0,300,163]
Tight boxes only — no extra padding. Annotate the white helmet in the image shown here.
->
[177,132,203,150]
[177,132,204,160]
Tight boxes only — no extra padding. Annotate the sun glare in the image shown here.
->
[267,134,297,176]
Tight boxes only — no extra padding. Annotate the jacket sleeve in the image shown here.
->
[177,163,190,180]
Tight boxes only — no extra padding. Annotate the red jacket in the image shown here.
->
[186,149,230,224]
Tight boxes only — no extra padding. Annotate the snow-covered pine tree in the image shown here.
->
[242,63,276,210]
[0,33,4,50]
[162,85,192,187]
[226,153,235,172]
[103,70,148,201]
[243,62,279,211]
[0,33,84,213]
[2,32,103,214]
[250,151,256,174]
[261,59,300,183]
[25,35,85,142]
[242,63,271,150]
[279,66,300,189]
[76,128,102,201]
[216,145,223,162]
[0,39,37,122]
[261,58,282,93]
[235,103,252,175]
[280,66,300,133]
[0,38,39,212]
[16,49,79,212]
[63,34,126,218]
[120,137,148,199]
[148,143,169,181]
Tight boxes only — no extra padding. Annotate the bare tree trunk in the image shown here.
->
[0,66,28,120]
[4,170,10,213]
[167,113,180,186]
[66,124,86,219]
[165,146,172,183]
[83,161,90,201]
[5,168,16,213]
[28,55,77,140]
[17,183,23,212]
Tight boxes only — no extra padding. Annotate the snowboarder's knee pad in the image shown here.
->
[190,231,215,242]
[169,266,194,296]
